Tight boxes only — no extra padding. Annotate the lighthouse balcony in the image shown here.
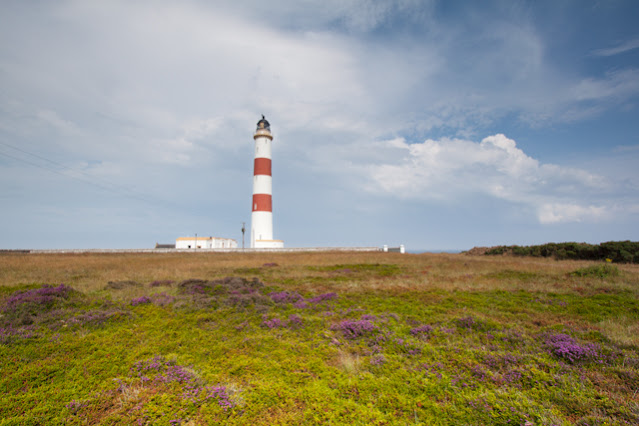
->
[253,129,273,140]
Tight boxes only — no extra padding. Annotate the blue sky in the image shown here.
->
[1,0,638,250]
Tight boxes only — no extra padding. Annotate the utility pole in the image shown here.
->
[241,222,245,251]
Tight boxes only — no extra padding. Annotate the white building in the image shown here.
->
[175,236,237,249]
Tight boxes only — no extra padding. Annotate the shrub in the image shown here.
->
[151,292,176,306]
[178,279,210,295]
[149,280,174,287]
[106,280,141,289]
[486,246,513,255]
[2,284,72,313]
[287,314,303,328]
[226,290,271,309]
[370,354,386,366]
[261,317,283,329]
[131,296,152,306]
[221,276,264,291]
[261,314,304,330]
[331,319,376,339]
[456,316,477,330]
[269,291,303,304]
[307,292,338,304]
[2,284,75,325]
[0,325,35,344]
[410,324,433,336]
[544,333,601,364]
[130,356,236,410]
[179,276,263,295]
[67,309,128,327]
[484,241,639,263]
[293,300,309,309]
[570,264,620,278]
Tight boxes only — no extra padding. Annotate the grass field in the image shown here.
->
[1,251,638,425]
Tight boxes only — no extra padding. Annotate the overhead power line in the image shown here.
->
[0,140,172,208]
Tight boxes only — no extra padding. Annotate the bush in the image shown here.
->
[570,264,620,278]
[178,277,264,296]
[2,284,75,325]
[409,324,433,337]
[484,241,639,263]
[131,296,152,306]
[307,292,337,304]
[544,334,601,364]
[269,291,303,304]
[2,284,73,313]
[331,319,376,339]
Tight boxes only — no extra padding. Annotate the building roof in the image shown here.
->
[176,237,212,241]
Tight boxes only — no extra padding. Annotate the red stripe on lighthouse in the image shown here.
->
[253,158,272,176]
[252,194,272,212]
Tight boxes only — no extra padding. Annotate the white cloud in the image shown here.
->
[514,68,639,126]
[2,0,631,159]
[367,134,614,224]
[571,69,639,102]
[145,137,194,166]
[36,110,82,136]
[182,118,223,143]
[209,0,431,33]
[538,203,609,224]
[592,38,639,57]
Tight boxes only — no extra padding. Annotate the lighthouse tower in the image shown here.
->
[251,115,284,249]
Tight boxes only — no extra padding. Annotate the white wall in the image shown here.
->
[176,238,237,249]
[254,239,284,249]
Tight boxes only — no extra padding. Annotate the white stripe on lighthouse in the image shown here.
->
[253,175,272,198]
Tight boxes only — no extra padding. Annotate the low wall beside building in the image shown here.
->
[27,247,383,254]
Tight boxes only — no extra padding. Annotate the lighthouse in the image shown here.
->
[251,115,284,249]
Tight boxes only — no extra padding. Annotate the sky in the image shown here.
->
[1,0,638,251]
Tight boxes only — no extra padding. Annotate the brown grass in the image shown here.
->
[1,251,637,299]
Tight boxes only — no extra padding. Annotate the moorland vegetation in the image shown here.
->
[1,251,638,425]
[475,241,639,263]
